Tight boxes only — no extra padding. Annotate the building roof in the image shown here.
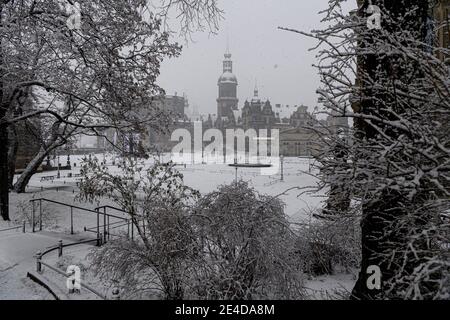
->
[218,71,238,84]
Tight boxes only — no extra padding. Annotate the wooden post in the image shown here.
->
[58,240,63,257]
[70,206,74,235]
[36,251,42,273]
[22,220,26,233]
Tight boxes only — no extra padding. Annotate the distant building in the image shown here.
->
[216,49,239,127]
[326,112,350,135]
[280,128,322,157]
[153,93,188,121]
[142,47,350,158]
[241,86,278,130]
[290,105,317,128]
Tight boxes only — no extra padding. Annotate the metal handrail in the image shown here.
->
[41,238,98,258]
[94,205,129,215]
[0,225,21,233]
[29,198,130,238]
[0,220,27,234]
[36,238,108,300]
[39,261,107,300]
[30,199,133,221]
[84,219,128,232]
[30,198,99,215]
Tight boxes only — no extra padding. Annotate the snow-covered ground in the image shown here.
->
[0,231,61,300]
[20,153,325,223]
[0,153,356,300]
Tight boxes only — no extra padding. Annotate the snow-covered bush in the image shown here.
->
[188,181,305,300]
[294,215,361,277]
[80,158,305,299]
[79,157,200,299]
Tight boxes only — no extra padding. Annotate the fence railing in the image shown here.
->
[94,205,134,243]
[34,238,120,300]
[29,198,134,245]
[30,198,101,235]
[0,220,27,234]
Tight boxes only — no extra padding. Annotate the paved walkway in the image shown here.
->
[0,230,94,300]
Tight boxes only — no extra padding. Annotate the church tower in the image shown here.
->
[217,48,238,124]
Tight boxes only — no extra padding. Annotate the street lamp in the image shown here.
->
[57,151,61,179]
[66,145,71,167]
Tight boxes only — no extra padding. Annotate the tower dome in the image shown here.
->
[218,52,237,84]
[218,71,237,84]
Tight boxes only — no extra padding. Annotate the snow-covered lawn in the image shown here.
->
[18,153,325,223]
[0,153,357,300]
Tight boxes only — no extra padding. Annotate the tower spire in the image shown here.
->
[223,42,232,73]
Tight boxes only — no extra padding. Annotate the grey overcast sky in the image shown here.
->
[157,0,354,116]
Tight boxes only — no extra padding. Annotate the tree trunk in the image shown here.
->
[13,145,54,193]
[0,121,9,221]
[7,124,18,189]
[351,0,429,299]
[0,4,9,221]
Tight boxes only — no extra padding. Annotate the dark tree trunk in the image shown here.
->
[13,133,62,193]
[0,120,9,221]
[351,0,429,299]
[0,4,9,221]
[323,138,351,216]
[7,124,18,189]
[13,147,49,193]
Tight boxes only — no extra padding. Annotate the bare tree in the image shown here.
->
[0,0,222,220]
[79,157,200,299]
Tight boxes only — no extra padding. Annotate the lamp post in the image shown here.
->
[57,151,61,179]
[66,145,71,167]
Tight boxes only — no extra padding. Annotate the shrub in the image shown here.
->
[294,214,361,277]
[188,181,305,299]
